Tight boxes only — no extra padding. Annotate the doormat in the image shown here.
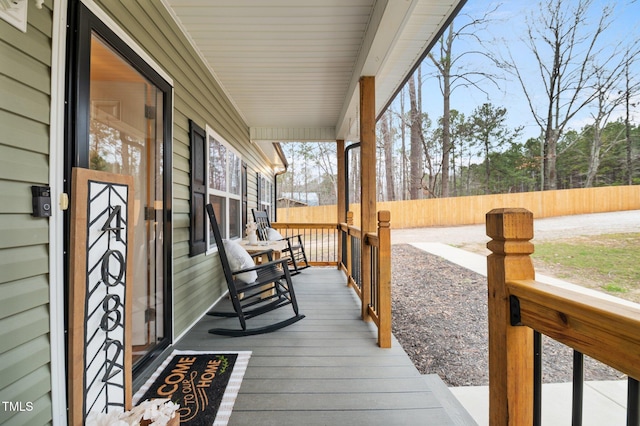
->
[133,350,251,426]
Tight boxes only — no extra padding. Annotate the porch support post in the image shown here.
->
[486,208,535,425]
[360,76,376,321]
[337,139,346,269]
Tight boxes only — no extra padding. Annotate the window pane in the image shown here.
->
[229,152,241,195]
[209,136,226,191]
[209,194,226,245]
[229,198,241,239]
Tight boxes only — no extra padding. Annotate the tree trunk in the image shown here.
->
[585,127,602,188]
[440,27,453,198]
[400,90,408,199]
[626,64,633,186]
[382,110,395,201]
[408,75,423,199]
[545,128,559,190]
[484,139,491,193]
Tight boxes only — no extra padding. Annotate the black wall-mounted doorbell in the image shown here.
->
[31,185,52,218]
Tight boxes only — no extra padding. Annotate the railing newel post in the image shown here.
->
[377,210,391,348]
[486,208,535,426]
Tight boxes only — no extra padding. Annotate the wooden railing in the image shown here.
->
[338,210,392,348]
[486,208,640,425]
[271,222,339,266]
[272,211,392,348]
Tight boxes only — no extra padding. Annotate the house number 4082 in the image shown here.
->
[99,205,126,382]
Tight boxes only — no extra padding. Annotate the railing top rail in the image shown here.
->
[508,278,640,380]
[271,222,338,229]
[338,221,362,237]
[365,232,379,246]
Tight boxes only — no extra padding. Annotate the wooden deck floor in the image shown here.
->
[174,268,476,426]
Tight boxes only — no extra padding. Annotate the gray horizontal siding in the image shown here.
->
[0,110,49,155]
[0,212,49,249]
[0,276,49,320]
[0,144,49,184]
[0,3,54,425]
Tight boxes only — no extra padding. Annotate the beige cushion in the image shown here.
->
[266,228,284,241]
[223,239,257,283]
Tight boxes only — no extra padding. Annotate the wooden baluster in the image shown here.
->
[486,208,535,425]
[346,211,353,287]
[377,211,391,348]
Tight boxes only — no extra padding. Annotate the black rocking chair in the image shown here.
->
[205,204,304,336]
[252,209,310,275]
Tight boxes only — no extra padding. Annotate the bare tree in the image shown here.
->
[427,5,502,197]
[399,89,408,199]
[624,50,639,185]
[379,110,395,201]
[584,69,625,186]
[419,114,441,197]
[408,72,423,199]
[501,0,616,190]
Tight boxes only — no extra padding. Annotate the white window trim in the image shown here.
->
[258,173,274,215]
[205,125,242,253]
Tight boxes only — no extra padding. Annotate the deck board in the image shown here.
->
[175,268,476,425]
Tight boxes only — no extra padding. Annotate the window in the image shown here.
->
[207,126,242,250]
[257,173,275,220]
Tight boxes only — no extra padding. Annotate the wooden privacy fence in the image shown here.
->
[277,185,640,228]
[337,211,392,348]
[486,208,640,425]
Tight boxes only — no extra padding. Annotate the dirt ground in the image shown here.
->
[389,210,640,386]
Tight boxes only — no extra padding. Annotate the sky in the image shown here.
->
[394,0,640,143]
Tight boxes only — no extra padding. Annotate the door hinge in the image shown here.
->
[144,206,156,221]
[144,105,156,119]
[145,308,156,322]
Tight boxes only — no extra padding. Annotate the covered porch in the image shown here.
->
[171,267,475,425]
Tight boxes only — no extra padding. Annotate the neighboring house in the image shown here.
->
[0,1,463,424]
[280,192,320,207]
[277,197,309,209]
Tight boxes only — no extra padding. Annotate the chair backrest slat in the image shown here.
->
[205,204,239,296]
[252,209,271,241]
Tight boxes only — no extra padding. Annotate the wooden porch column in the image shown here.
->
[336,139,345,269]
[486,208,535,425]
[360,76,376,321]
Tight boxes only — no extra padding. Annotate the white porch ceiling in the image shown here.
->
[164,0,464,160]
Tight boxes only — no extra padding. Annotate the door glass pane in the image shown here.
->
[89,34,164,366]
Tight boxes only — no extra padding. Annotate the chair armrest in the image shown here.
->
[232,258,287,275]
[248,248,274,261]
[279,234,303,244]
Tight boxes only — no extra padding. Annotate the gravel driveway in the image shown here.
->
[390,210,640,387]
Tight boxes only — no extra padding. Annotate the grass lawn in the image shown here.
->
[532,233,640,303]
